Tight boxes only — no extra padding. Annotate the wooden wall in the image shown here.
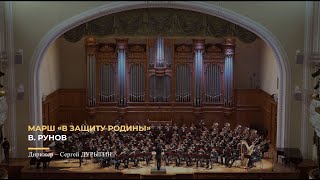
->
[42,89,86,126]
[235,89,277,145]
[42,88,277,145]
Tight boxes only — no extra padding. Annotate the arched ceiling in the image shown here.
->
[63,8,258,43]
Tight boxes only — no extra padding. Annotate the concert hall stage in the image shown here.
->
[20,158,300,179]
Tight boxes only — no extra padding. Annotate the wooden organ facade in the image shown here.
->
[42,36,277,145]
[84,36,237,121]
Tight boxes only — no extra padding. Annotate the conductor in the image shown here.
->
[76,140,83,167]
[155,144,162,170]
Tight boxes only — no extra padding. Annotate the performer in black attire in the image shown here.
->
[155,144,162,170]
[2,137,9,164]
[76,140,83,167]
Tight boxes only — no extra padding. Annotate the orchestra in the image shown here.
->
[47,120,270,170]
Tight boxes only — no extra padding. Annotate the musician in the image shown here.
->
[209,148,219,168]
[150,123,156,131]
[172,131,179,141]
[186,148,193,166]
[114,150,121,169]
[223,123,231,132]
[76,140,83,167]
[164,144,171,165]
[155,144,162,170]
[175,143,184,166]
[247,146,262,168]
[157,124,163,131]
[30,150,37,167]
[146,130,153,139]
[181,124,187,134]
[228,148,240,168]
[261,140,270,158]
[223,144,233,167]
[211,122,219,131]
[82,120,88,126]
[199,120,205,130]
[39,150,52,168]
[164,123,171,132]
[172,123,178,132]
[235,125,242,134]
[143,145,151,166]
[115,119,121,126]
[196,148,205,167]
[190,123,196,132]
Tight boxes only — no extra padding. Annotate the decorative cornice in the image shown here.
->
[128,44,146,52]
[205,44,222,53]
[98,44,115,52]
[63,7,257,43]
[175,44,192,52]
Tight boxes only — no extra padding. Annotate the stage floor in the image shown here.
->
[21,157,295,175]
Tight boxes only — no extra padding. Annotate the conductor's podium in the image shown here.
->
[151,167,166,174]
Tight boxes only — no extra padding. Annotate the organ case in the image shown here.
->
[84,37,235,122]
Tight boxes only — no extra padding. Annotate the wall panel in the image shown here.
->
[42,88,277,145]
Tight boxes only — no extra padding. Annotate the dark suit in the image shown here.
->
[76,142,83,167]
[155,146,162,170]
[2,140,9,163]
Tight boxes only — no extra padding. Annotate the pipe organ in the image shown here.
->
[84,36,236,119]
[175,64,192,102]
[85,37,98,107]
[129,63,146,102]
[117,39,128,106]
[193,40,205,107]
[148,37,172,102]
[156,37,165,67]
[205,64,222,103]
[223,37,236,108]
[100,63,115,102]
[149,75,171,102]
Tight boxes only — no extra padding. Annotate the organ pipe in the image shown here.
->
[87,55,96,107]
[223,37,236,107]
[85,37,97,107]
[129,64,146,102]
[193,39,205,107]
[100,64,115,102]
[175,64,192,102]
[139,64,141,102]
[100,62,102,102]
[116,39,128,106]
[156,37,165,67]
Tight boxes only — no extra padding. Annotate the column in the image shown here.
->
[193,39,205,107]
[223,37,236,108]
[116,39,128,106]
[302,1,320,159]
[85,37,97,107]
